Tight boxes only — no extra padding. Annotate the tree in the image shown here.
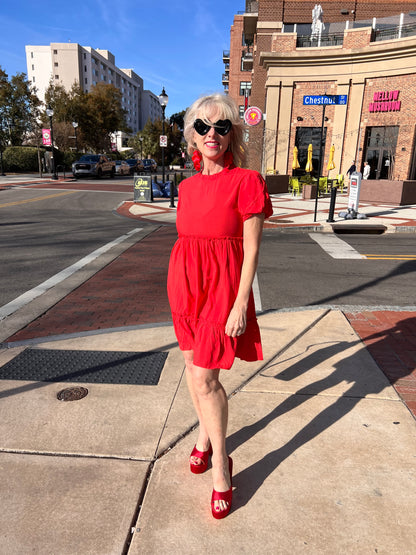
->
[43,81,128,153]
[0,67,41,147]
[169,110,186,131]
[128,117,183,164]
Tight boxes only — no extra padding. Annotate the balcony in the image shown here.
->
[222,72,229,86]
[241,51,253,71]
[373,21,416,42]
[223,50,230,63]
[296,32,344,48]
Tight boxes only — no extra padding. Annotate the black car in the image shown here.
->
[125,159,144,175]
[142,158,157,173]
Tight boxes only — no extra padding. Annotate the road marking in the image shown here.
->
[309,233,366,259]
[0,228,143,320]
[364,254,416,260]
[253,272,262,312]
[0,191,77,208]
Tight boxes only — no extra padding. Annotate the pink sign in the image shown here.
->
[244,106,263,126]
[42,128,51,146]
[369,90,401,113]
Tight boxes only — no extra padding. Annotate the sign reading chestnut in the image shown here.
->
[369,90,401,113]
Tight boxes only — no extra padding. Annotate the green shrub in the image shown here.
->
[3,146,44,172]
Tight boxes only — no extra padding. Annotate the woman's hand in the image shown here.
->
[225,303,247,337]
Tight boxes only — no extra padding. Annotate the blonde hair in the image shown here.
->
[183,93,247,168]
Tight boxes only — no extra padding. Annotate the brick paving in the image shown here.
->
[7,226,177,342]
[346,311,416,418]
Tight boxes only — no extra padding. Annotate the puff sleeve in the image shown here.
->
[238,170,273,222]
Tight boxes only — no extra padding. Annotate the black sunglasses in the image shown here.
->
[194,118,232,136]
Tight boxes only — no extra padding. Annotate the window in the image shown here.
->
[84,53,86,59]
[84,65,87,72]
[53,49,57,54]
[239,81,252,96]
[54,62,58,67]
[85,78,88,84]
[295,126,327,176]
[32,64,34,71]
[55,75,59,79]
[31,52,33,58]
[32,76,35,83]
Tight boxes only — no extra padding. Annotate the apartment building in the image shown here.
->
[25,42,163,147]
[225,1,416,184]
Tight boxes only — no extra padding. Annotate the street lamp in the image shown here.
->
[0,118,5,176]
[72,121,78,152]
[45,106,58,179]
[158,87,168,185]
[139,136,143,159]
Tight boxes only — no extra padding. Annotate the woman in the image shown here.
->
[167,94,273,519]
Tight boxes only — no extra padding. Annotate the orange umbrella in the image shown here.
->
[327,144,335,171]
[305,144,313,172]
[292,146,300,170]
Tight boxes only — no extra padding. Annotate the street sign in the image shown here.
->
[303,95,348,105]
[348,172,362,211]
[134,175,152,202]
[160,135,167,147]
[42,128,51,146]
[244,106,263,126]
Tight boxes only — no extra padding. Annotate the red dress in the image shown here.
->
[167,166,273,370]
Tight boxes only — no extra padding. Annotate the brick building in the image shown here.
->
[224,1,416,186]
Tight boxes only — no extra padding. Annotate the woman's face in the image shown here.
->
[193,107,231,164]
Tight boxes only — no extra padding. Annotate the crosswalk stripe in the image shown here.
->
[309,233,366,259]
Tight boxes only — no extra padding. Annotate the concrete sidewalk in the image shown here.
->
[0,174,415,553]
[1,309,415,553]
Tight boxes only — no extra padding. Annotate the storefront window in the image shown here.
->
[295,127,327,177]
[363,126,399,179]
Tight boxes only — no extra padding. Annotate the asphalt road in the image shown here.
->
[1,184,415,317]
[259,229,416,310]
[0,187,145,307]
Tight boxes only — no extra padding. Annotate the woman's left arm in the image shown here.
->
[225,214,265,337]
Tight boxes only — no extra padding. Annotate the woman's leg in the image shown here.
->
[189,362,231,512]
[183,351,211,465]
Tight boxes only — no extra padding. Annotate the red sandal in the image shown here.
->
[189,444,213,474]
[211,457,233,519]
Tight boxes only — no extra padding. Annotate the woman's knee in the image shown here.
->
[191,368,221,398]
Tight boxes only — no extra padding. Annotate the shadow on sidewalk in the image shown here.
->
[227,316,415,511]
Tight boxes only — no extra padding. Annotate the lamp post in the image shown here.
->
[158,87,168,185]
[46,106,58,180]
[139,136,143,159]
[0,118,5,176]
[72,121,78,152]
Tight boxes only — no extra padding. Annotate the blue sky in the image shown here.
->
[0,0,242,117]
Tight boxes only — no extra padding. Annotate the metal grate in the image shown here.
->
[0,349,167,385]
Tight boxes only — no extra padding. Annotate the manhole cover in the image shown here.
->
[57,386,89,401]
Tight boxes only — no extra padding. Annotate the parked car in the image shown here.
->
[125,158,144,175]
[72,154,115,179]
[115,160,131,175]
[142,158,157,172]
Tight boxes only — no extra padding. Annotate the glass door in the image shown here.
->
[363,126,398,179]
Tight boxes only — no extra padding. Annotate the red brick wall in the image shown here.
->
[258,1,416,24]
[343,27,372,49]
[358,75,416,180]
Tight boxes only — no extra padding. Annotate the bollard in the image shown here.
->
[326,185,337,222]
[170,173,176,208]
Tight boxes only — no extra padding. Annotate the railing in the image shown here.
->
[223,50,230,59]
[297,33,344,48]
[237,1,258,15]
[222,73,229,83]
[373,22,416,42]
